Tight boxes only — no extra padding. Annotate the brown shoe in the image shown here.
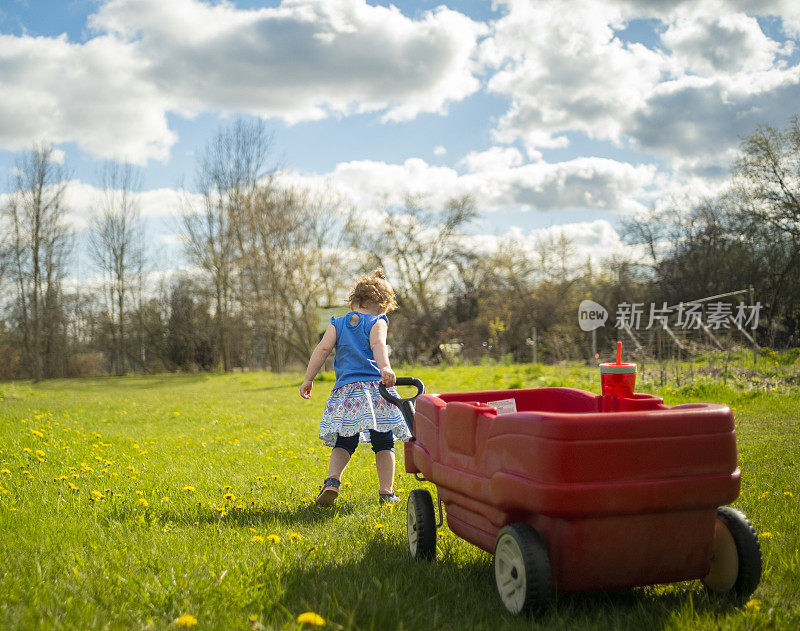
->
[315,477,340,506]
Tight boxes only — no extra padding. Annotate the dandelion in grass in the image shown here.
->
[35,450,45,458]
[267,534,281,544]
[252,535,265,543]
[373,523,384,531]
[296,612,325,626]
[138,498,149,507]
[785,491,794,498]
[182,486,195,493]
[759,531,771,539]
[223,493,235,502]
[68,482,79,491]
[175,613,198,627]
[1,469,10,476]
[746,599,761,611]
[289,532,302,541]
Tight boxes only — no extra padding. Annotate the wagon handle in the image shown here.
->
[379,377,424,435]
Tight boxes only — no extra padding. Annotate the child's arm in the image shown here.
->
[369,318,396,386]
[300,324,337,398]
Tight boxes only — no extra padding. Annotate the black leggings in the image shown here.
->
[334,430,394,455]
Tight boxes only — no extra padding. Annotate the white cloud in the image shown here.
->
[90,0,484,123]
[287,151,657,215]
[629,67,800,168]
[662,8,781,75]
[0,0,484,162]
[433,145,447,156]
[484,0,668,151]
[483,0,800,170]
[0,33,175,163]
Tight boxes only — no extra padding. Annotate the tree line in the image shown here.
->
[1,117,798,380]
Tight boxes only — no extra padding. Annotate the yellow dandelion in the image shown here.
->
[161,497,170,502]
[267,534,281,544]
[746,599,761,611]
[296,611,325,626]
[90,490,105,499]
[373,523,384,531]
[138,498,149,507]
[289,532,302,541]
[35,450,45,457]
[135,490,144,496]
[23,447,32,453]
[175,613,198,627]
[759,531,771,539]
[0,469,10,475]
[68,482,79,491]
[252,535,265,543]
[182,486,195,492]
[785,491,794,498]
[223,493,235,501]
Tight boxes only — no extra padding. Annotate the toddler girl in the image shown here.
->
[300,269,411,505]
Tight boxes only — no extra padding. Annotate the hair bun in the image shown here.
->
[372,268,387,280]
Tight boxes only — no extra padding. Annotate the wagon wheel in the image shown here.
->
[407,489,436,560]
[702,506,762,599]
[493,524,552,614]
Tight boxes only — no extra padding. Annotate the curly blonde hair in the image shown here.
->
[348,268,397,313]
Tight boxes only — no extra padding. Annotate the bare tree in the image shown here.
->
[88,162,145,375]
[237,182,350,369]
[350,194,477,360]
[735,115,800,238]
[181,117,274,371]
[2,143,72,380]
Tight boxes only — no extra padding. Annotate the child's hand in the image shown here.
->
[300,380,313,399]
[380,367,396,387]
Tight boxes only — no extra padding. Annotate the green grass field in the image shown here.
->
[1,361,798,630]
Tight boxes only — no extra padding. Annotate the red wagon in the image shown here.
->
[381,358,762,614]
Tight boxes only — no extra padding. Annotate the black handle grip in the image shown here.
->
[379,377,425,436]
[379,377,424,406]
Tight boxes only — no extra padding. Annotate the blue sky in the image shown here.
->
[2,0,800,273]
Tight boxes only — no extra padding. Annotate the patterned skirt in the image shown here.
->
[319,381,412,447]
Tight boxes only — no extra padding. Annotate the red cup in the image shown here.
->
[599,362,637,398]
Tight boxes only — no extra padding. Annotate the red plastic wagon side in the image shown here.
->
[385,377,762,614]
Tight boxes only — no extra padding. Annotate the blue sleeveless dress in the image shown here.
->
[318,312,411,447]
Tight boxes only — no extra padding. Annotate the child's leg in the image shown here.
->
[370,430,396,494]
[328,447,352,479]
[316,435,358,505]
[329,434,359,479]
[375,450,395,494]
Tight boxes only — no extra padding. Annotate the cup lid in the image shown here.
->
[599,362,637,374]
